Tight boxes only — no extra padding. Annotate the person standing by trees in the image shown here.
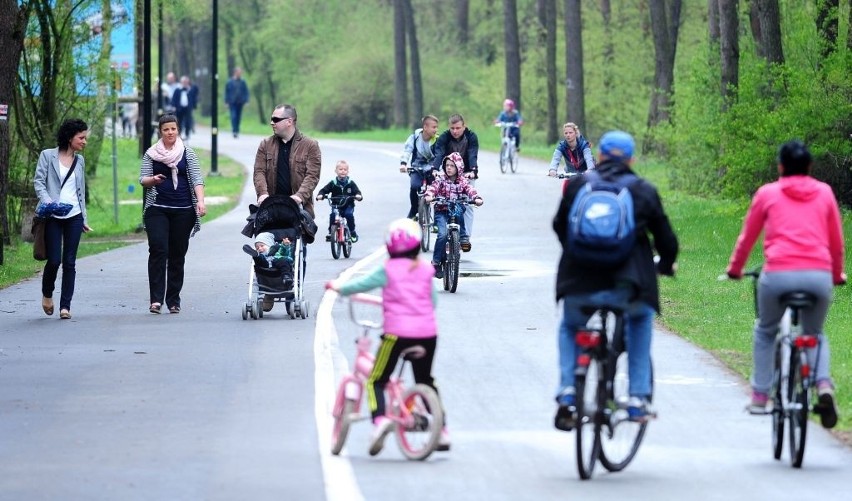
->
[139,115,206,315]
[399,114,438,219]
[224,67,250,138]
[33,119,93,320]
[431,114,479,252]
[171,76,197,140]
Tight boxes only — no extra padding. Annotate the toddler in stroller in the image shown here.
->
[240,195,315,320]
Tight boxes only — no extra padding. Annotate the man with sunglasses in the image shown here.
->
[253,104,322,219]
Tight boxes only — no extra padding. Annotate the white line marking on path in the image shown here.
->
[314,247,387,501]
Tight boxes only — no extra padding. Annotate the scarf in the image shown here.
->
[146,137,186,189]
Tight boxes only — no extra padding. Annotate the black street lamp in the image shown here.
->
[142,0,152,151]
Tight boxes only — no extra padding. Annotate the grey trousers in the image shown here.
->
[752,270,833,393]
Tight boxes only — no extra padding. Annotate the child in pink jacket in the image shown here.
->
[727,140,846,428]
[328,218,450,455]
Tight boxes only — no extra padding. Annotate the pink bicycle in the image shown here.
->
[330,293,444,460]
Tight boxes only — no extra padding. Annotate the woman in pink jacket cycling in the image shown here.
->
[727,140,846,428]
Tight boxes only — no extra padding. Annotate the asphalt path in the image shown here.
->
[1,127,849,500]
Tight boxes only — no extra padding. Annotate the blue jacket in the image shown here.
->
[171,85,198,111]
[225,78,249,106]
[550,135,595,173]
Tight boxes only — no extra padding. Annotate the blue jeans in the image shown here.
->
[431,211,466,265]
[328,205,356,234]
[42,214,84,310]
[508,126,521,148]
[229,103,244,134]
[557,288,655,399]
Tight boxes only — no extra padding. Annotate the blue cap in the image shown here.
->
[598,130,635,161]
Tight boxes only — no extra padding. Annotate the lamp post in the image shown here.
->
[142,0,152,150]
[210,0,219,175]
[111,63,120,224]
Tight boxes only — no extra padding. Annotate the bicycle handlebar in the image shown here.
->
[347,293,383,330]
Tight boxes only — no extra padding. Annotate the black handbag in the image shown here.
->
[32,217,47,261]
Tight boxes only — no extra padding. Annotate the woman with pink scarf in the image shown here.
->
[139,114,206,314]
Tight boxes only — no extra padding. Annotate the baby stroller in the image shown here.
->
[240,195,315,320]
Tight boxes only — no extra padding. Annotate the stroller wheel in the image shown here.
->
[257,298,264,319]
[250,299,259,319]
[242,303,248,320]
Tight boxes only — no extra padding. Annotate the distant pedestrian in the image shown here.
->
[33,118,93,320]
[225,67,250,138]
[171,76,197,140]
[160,72,178,113]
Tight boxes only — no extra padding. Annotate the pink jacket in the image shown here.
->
[383,258,437,338]
[728,175,845,283]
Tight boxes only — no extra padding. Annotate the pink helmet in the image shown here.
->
[385,218,422,256]
[503,98,515,109]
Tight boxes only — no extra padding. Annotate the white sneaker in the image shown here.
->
[368,417,394,456]
[437,428,451,451]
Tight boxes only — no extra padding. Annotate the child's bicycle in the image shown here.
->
[319,195,355,259]
[496,122,519,174]
[406,166,434,252]
[330,293,445,460]
[740,269,824,468]
[431,195,473,293]
[572,305,654,480]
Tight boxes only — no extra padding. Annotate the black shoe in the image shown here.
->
[554,405,576,432]
[243,244,258,257]
[814,387,839,429]
[460,240,471,252]
[432,262,444,279]
[325,234,332,242]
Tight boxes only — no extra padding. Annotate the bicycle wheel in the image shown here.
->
[395,384,444,460]
[447,232,460,293]
[330,224,341,260]
[499,144,508,173]
[342,228,352,258]
[771,341,786,460]
[419,202,431,252]
[331,396,356,456]
[510,146,519,173]
[787,350,809,468]
[575,359,602,480]
[599,351,648,472]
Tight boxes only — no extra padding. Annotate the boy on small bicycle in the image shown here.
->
[494,98,523,150]
[316,160,363,242]
[424,153,484,278]
[327,218,450,455]
[726,141,846,428]
[399,115,439,219]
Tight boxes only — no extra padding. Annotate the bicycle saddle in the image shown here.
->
[400,346,427,360]
[779,291,817,309]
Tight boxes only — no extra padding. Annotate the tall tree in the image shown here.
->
[563,0,585,131]
[815,0,839,59]
[718,0,740,107]
[402,0,423,127]
[599,0,615,92]
[537,0,558,144]
[503,0,521,108]
[749,0,784,64]
[0,0,31,246]
[708,0,720,44]
[647,0,681,130]
[456,0,470,45]
[392,0,407,127]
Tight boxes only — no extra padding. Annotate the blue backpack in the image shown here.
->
[567,171,638,267]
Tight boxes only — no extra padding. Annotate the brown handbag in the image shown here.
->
[32,216,47,261]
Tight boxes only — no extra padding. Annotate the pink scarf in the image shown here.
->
[146,138,186,189]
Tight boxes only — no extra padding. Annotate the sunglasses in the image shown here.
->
[270,116,292,124]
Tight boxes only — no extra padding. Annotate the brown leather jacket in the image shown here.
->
[253,129,322,217]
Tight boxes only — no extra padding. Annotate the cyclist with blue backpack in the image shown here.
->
[551,130,678,431]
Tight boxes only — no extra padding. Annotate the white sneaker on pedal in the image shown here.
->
[368,417,394,456]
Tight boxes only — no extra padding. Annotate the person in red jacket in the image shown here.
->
[727,140,846,428]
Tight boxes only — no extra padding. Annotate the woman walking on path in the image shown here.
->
[34,118,93,320]
[139,114,206,314]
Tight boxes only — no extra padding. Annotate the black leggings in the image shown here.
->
[366,334,440,421]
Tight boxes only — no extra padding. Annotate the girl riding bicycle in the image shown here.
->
[726,140,846,428]
[327,218,450,455]
[424,153,484,277]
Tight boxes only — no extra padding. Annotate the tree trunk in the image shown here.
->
[0,0,30,246]
[815,0,839,59]
[718,0,739,108]
[600,0,615,92]
[647,0,677,130]
[457,0,470,45]
[402,0,423,127]
[564,0,585,131]
[708,0,720,44]
[503,0,521,109]
[392,0,407,128]
[751,0,784,64]
[537,0,558,144]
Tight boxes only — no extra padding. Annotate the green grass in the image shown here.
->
[0,138,245,289]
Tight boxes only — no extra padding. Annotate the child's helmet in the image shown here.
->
[385,218,422,256]
[442,152,465,174]
[503,98,515,109]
